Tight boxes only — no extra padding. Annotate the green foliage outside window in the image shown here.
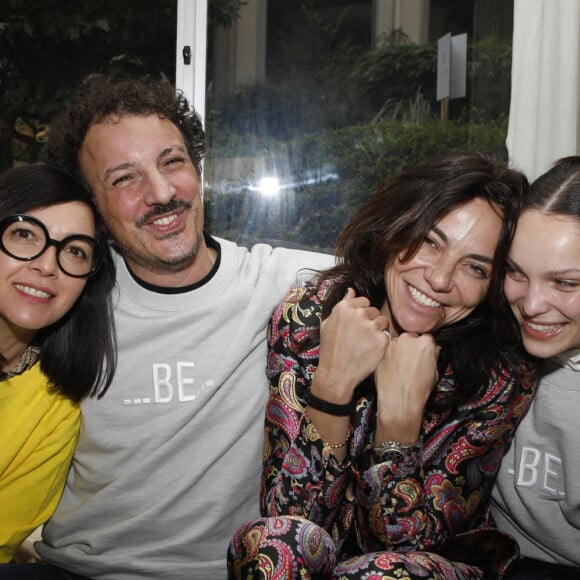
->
[205,26,512,250]
[204,116,509,251]
[1,0,513,251]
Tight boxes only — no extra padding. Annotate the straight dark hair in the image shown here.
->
[0,163,116,402]
[304,151,529,406]
[522,155,580,216]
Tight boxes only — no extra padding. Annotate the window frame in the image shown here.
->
[176,0,208,125]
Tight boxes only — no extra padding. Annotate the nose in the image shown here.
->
[520,281,549,317]
[425,259,454,292]
[143,172,177,206]
[29,246,59,277]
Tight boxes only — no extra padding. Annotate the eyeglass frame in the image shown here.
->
[0,214,102,278]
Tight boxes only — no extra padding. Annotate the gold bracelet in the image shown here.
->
[324,429,352,449]
[303,409,352,450]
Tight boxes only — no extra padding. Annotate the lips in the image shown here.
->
[138,199,192,229]
[151,214,179,227]
[408,283,441,308]
[144,210,184,236]
[521,318,563,339]
[14,283,53,300]
[527,320,561,332]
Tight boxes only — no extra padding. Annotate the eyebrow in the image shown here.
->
[103,162,134,183]
[160,144,188,157]
[548,268,580,277]
[507,256,580,277]
[431,225,493,264]
[471,254,494,264]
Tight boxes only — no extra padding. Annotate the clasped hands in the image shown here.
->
[312,288,440,444]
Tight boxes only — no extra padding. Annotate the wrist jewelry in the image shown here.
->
[371,434,417,463]
[304,390,355,416]
[324,429,352,449]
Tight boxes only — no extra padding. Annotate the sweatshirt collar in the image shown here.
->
[554,348,580,371]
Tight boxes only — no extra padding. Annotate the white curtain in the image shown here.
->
[507,0,580,181]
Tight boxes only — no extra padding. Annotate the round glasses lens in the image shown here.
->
[58,237,98,277]
[1,219,46,259]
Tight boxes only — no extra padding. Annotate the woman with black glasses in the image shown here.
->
[0,163,116,563]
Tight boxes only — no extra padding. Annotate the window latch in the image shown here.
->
[182,45,191,65]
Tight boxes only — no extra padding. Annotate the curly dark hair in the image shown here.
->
[41,74,207,189]
[0,163,116,402]
[310,151,530,406]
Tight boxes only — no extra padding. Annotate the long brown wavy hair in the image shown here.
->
[304,151,529,406]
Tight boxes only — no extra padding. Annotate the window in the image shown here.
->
[203,0,514,251]
[2,0,514,253]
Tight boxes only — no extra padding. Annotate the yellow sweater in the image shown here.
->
[0,363,80,562]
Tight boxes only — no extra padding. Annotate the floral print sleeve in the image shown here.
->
[261,282,537,560]
[261,284,349,528]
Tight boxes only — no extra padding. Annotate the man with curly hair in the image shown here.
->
[0,75,333,580]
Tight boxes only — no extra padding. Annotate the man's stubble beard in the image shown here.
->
[117,230,204,276]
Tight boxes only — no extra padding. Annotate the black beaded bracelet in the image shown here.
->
[304,390,355,416]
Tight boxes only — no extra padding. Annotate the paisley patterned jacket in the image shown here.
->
[261,281,537,576]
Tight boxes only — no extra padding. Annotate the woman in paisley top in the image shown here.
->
[228,152,536,580]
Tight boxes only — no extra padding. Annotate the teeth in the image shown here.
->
[15,284,51,300]
[153,214,178,226]
[408,284,441,308]
[527,321,561,332]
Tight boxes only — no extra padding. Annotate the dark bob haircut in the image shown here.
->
[0,163,116,402]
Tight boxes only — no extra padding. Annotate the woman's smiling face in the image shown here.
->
[504,209,580,358]
[0,201,94,337]
[384,197,503,334]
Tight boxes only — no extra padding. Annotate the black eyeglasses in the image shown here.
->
[0,215,102,278]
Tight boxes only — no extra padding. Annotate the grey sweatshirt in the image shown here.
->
[491,353,580,567]
[38,237,334,579]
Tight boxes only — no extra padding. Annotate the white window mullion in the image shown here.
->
[176,0,208,124]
